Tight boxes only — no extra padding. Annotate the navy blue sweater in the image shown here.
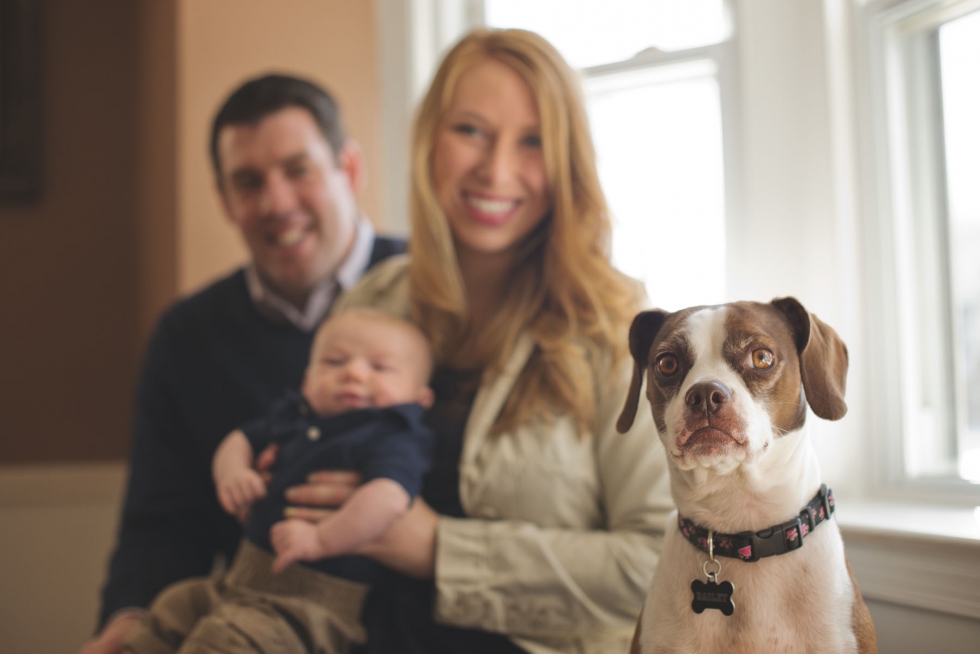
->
[98,238,404,626]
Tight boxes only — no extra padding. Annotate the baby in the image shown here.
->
[124,308,435,654]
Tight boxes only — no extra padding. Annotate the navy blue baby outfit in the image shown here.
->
[240,392,434,584]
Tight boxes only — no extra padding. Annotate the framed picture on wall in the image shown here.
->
[0,0,42,203]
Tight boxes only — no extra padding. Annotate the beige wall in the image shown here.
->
[177,0,384,294]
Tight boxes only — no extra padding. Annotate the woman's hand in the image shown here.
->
[359,497,439,578]
[283,470,362,507]
[284,496,439,579]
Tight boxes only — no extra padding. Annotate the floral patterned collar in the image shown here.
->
[677,485,835,562]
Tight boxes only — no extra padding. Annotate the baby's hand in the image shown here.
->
[216,468,266,517]
[270,519,329,573]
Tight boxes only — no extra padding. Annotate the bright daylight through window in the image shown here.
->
[484,0,730,311]
[875,0,980,489]
[938,10,980,482]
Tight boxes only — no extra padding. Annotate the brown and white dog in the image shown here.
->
[617,298,876,654]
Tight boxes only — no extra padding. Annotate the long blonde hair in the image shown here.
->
[409,28,640,435]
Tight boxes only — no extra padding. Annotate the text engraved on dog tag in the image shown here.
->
[691,579,735,616]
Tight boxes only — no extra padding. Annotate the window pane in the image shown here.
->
[939,10,980,482]
[485,0,728,68]
[586,62,726,310]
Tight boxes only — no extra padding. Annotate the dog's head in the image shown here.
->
[617,297,848,472]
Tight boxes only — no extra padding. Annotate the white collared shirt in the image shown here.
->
[245,217,375,332]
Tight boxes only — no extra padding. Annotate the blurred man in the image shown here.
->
[79,74,405,654]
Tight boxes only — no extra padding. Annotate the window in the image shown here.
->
[867,0,980,493]
[483,0,736,311]
[939,11,980,482]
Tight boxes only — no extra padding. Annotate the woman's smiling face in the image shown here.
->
[431,57,551,261]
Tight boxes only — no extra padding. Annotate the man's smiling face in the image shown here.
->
[217,106,361,308]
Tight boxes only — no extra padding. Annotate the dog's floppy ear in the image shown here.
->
[771,297,849,421]
[617,310,669,433]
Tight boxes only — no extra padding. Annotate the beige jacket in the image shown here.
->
[337,256,673,654]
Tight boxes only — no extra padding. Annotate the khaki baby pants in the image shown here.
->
[124,540,369,654]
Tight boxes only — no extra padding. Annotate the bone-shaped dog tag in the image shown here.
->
[691,578,735,616]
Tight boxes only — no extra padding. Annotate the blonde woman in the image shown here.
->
[289,29,672,653]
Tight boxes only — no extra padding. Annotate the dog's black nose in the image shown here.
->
[685,381,732,413]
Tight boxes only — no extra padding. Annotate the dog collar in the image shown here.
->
[677,485,835,562]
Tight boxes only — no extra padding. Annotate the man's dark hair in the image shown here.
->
[209,73,346,184]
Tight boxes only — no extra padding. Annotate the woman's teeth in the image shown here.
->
[466,196,517,216]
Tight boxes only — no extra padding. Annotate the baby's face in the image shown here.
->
[302,313,433,416]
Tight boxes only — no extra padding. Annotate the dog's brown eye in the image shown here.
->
[657,354,679,376]
[751,349,774,369]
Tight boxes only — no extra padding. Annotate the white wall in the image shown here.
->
[730,0,873,501]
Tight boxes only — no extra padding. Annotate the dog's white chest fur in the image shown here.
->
[637,507,860,654]
[618,300,875,654]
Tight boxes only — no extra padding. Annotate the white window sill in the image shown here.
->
[837,502,980,620]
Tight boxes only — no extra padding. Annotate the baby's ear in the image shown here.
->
[418,386,435,410]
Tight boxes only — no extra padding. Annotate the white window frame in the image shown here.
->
[861,0,980,503]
